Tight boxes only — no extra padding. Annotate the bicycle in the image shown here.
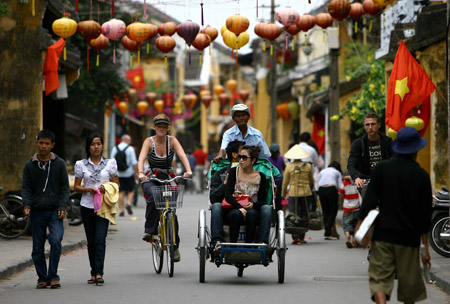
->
[142,175,188,277]
[0,187,30,239]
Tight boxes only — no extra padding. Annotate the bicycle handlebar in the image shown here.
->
[141,175,190,184]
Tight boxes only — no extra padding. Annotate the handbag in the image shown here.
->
[222,193,250,211]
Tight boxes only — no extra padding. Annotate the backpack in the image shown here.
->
[115,145,130,171]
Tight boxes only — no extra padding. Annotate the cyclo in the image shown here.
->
[141,173,188,277]
[196,159,286,283]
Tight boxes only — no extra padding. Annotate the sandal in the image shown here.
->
[87,277,96,284]
[96,276,104,285]
[299,240,307,244]
[36,282,47,289]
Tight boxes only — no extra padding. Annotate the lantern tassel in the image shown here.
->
[32,0,35,16]
[130,54,133,67]
[355,21,358,33]
[64,46,67,61]
[165,56,168,69]
[369,19,373,32]
[96,53,100,66]
[87,47,90,71]
[291,37,295,51]
[199,54,202,66]
[112,0,115,17]
[200,2,204,26]
[138,50,140,65]
[305,35,307,47]
[185,44,187,54]
[323,30,326,43]
[147,42,149,54]
[263,40,266,51]
[256,0,258,18]
[75,0,78,12]
[285,34,288,50]
[231,49,234,58]
[113,42,116,64]
[144,0,147,19]
[235,50,238,67]
[270,43,273,56]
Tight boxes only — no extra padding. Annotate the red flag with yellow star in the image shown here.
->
[385,41,436,135]
[126,66,145,91]
[312,113,325,154]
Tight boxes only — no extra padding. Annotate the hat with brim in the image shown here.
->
[284,144,310,160]
[230,104,250,117]
[392,126,427,154]
[153,118,170,125]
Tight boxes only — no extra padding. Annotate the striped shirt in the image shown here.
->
[147,136,174,170]
[339,179,361,212]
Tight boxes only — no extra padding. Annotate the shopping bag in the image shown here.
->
[222,194,250,211]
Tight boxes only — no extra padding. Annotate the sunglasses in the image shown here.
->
[238,154,250,161]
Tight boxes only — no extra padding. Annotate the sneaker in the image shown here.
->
[174,249,181,262]
[126,205,133,215]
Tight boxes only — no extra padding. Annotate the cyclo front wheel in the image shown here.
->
[152,223,164,274]
[0,195,30,239]
[166,212,175,277]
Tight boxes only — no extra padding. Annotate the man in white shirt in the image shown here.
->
[298,132,318,167]
[110,134,138,216]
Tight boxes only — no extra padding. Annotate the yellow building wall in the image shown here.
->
[254,77,272,145]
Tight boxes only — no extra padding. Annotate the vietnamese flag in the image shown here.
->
[385,41,436,136]
[126,66,145,91]
[312,113,325,154]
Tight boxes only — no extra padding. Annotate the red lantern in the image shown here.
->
[77,20,102,71]
[201,26,218,42]
[201,94,212,108]
[218,93,230,107]
[145,92,157,106]
[89,34,109,67]
[162,92,175,108]
[226,14,250,36]
[155,36,176,68]
[328,0,351,21]
[238,89,250,103]
[158,22,177,36]
[363,0,381,16]
[182,95,193,109]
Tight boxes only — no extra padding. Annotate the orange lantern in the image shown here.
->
[261,23,282,55]
[349,2,365,33]
[276,103,290,120]
[127,22,151,63]
[52,15,77,60]
[363,0,381,32]
[189,94,198,108]
[137,100,149,116]
[89,34,109,66]
[145,92,157,106]
[118,101,129,124]
[201,94,212,108]
[121,35,142,67]
[316,13,334,41]
[182,95,194,109]
[213,85,225,96]
[145,23,159,54]
[155,36,176,68]
[192,33,211,65]
[158,22,177,36]
[154,100,164,113]
[226,79,238,93]
[328,0,351,21]
[200,89,211,98]
[226,14,250,36]
[373,0,394,9]
[201,26,218,42]
[77,20,102,71]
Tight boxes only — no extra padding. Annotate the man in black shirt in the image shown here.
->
[355,127,432,304]
[347,112,393,191]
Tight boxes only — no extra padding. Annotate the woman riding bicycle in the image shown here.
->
[138,114,192,262]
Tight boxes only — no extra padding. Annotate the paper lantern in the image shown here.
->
[178,20,200,47]
[190,94,198,108]
[201,94,212,108]
[137,100,149,116]
[192,33,211,66]
[52,15,77,60]
[254,21,268,51]
[162,92,175,108]
[287,101,299,119]
[221,108,230,116]
[297,14,317,32]
[316,13,334,29]
[226,14,250,36]
[285,24,301,36]
[200,89,210,98]
[201,26,218,42]
[238,89,249,103]
[154,100,164,113]
[349,2,365,19]
[275,6,300,27]
[373,0,394,9]
[78,20,102,41]
[218,93,230,107]
[276,103,290,120]
[158,22,177,36]
[118,101,129,124]
[213,85,224,96]
[182,95,194,109]
[155,36,176,68]
[121,35,142,67]
[145,92,157,106]
[363,0,381,16]
[260,23,282,55]
[405,116,424,131]
[146,23,159,39]
[387,128,397,139]
[226,79,238,93]
[127,22,151,43]
[89,34,109,66]
[101,18,126,63]
[328,0,351,21]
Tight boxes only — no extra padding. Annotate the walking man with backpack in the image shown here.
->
[111,134,138,216]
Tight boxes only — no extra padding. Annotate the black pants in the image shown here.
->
[274,180,283,211]
[318,186,338,237]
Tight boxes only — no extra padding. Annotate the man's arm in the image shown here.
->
[347,139,365,188]
[22,165,32,215]
[58,162,70,219]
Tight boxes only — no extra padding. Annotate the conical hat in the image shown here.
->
[284,144,310,160]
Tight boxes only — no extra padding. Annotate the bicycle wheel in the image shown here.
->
[152,224,164,273]
[0,195,30,239]
[165,212,175,277]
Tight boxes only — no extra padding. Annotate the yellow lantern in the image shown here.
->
[387,128,397,140]
[213,85,225,96]
[118,101,129,125]
[154,100,164,113]
[200,89,210,98]
[405,116,424,131]
[173,101,183,115]
[137,100,149,116]
[52,15,78,60]
[226,79,238,93]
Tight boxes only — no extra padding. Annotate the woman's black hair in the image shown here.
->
[85,133,103,159]
[240,145,260,163]
[328,161,342,174]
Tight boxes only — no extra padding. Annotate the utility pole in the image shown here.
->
[270,0,277,143]
[328,27,341,163]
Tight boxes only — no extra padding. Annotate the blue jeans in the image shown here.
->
[81,206,109,276]
[211,203,272,244]
[30,210,64,283]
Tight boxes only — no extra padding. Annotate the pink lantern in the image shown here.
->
[178,20,200,65]
[102,18,126,63]
[275,6,300,27]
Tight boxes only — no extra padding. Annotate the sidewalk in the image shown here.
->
[1,211,449,297]
[335,210,450,295]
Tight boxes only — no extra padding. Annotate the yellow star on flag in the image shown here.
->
[317,129,324,138]
[394,77,409,102]
[134,76,141,82]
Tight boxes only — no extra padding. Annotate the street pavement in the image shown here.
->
[0,191,449,303]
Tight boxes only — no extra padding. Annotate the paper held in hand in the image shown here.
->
[355,209,379,246]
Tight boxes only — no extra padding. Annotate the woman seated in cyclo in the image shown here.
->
[219,145,270,245]
[137,114,192,262]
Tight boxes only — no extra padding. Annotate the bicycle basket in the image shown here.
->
[150,184,185,209]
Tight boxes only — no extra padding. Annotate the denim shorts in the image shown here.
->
[342,210,358,233]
